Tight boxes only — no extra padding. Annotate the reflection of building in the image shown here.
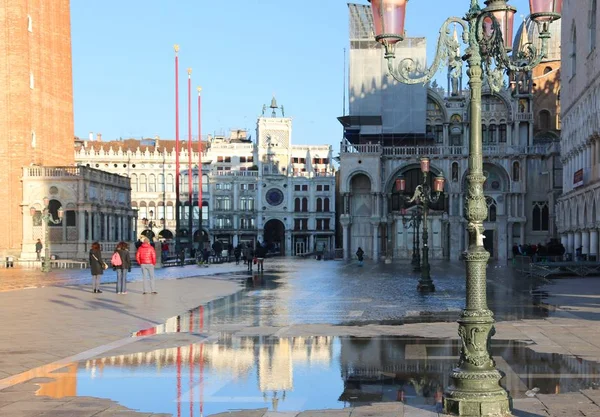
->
[74,101,336,255]
[556,3,600,259]
[338,4,561,262]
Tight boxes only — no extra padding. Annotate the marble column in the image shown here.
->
[590,230,599,260]
[372,224,379,260]
[520,223,525,245]
[582,230,590,255]
[309,234,315,253]
[342,224,349,260]
[507,223,513,258]
[567,232,574,255]
[574,232,582,255]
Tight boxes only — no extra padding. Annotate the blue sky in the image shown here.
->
[71,0,532,148]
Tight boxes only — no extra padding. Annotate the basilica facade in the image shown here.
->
[338,5,561,263]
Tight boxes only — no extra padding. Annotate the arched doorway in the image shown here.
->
[193,228,210,250]
[264,219,285,255]
[158,229,173,240]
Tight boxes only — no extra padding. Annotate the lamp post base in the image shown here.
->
[417,281,435,292]
[444,378,510,416]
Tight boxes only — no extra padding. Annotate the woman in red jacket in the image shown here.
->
[136,238,157,294]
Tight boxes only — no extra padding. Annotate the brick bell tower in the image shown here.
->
[0,0,75,256]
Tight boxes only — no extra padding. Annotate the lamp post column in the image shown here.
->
[444,9,509,414]
[418,172,434,292]
[413,212,421,272]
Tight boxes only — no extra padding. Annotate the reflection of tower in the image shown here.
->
[36,364,78,398]
[258,338,293,392]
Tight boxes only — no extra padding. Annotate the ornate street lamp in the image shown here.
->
[30,197,64,273]
[401,205,422,270]
[396,158,445,292]
[142,209,157,241]
[369,0,561,414]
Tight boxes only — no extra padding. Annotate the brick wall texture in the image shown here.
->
[0,0,74,254]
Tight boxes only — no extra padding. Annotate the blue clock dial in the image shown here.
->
[266,188,284,206]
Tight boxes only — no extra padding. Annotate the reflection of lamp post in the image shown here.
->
[30,197,64,273]
[396,158,445,292]
[401,205,422,270]
[368,0,561,413]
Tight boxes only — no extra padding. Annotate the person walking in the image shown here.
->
[234,245,242,265]
[112,241,132,294]
[356,247,364,267]
[245,246,254,272]
[255,243,267,272]
[89,242,105,293]
[35,239,43,261]
[136,237,157,294]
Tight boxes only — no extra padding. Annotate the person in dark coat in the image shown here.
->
[356,247,364,266]
[234,245,242,265]
[89,241,105,293]
[113,241,132,294]
[255,243,267,272]
[245,246,254,272]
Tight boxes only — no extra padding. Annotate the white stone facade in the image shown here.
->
[21,166,134,260]
[556,0,600,260]
[74,105,336,256]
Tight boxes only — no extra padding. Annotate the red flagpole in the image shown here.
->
[174,45,181,250]
[197,87,202,234]
[187,68,193,253]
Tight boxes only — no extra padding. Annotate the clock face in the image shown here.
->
[266,188,284,206]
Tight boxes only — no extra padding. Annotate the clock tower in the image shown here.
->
[256,97,292,253]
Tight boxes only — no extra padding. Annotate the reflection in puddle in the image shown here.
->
[36,336,600,416]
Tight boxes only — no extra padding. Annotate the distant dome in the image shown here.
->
[512,17,561,62]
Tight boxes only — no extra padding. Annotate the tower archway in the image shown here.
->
[264,219,285,255]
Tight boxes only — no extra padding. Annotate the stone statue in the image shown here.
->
[449,55,462,96]
[262,104,267,116]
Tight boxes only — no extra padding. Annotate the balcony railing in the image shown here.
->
[23,166,130,187]
[214,171,258,177]
[342,144,553,157]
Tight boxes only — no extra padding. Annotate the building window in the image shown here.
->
[240,197,254,211]
[324,198,330,212]
[512,161,520,182]
[539,110,551,130]
[202,174,208,193]
[202,202,209,224]
[167,174,174,192]
[317,185,322,191]
[452,162,459,182]
[215,197,231,211]
[482,125,489,144]
[316,198,323,212]
[324,185,330,191]
[294,198,301,212]
[532,201,549,231]
[499,124,507,142]
[489,124,497,143]
[148,174,156,192]
[485,197,497,222]
[139,174,147,192]
[302,198,308,212]
[591,0,597,52]
[166,205,174,220]
[435,125,444,144]
[571,24,577,78]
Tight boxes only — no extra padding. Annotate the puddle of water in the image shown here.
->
[35,336,600,416]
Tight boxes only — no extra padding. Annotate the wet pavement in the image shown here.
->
[1,258,600,416]
[31,335,600,416]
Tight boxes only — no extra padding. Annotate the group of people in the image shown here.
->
[512,239,566,262]
[89,237,157,295]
